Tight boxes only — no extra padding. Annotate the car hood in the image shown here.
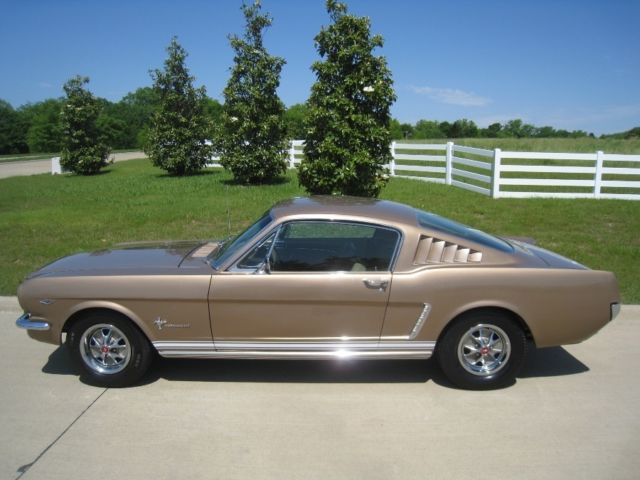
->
[28,241,207,278]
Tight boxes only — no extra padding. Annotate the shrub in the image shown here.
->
[59,76,110,175]
[299,0,396,197]
[217,1,288,184]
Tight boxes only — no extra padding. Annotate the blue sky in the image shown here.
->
[1,0,639,134]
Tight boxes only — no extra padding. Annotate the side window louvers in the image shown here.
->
[413,235,482,265]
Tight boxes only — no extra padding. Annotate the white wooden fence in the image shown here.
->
[206,140,640,200]
[388,142,640,200]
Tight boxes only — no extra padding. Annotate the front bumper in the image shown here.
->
[16,313,50,331]
[611,303,621,321]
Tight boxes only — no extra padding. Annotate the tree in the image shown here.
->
[59,76,110,175]
[25,99,64,153]
[0,99,28,154]
[146,37,213,175]
[299,0,396,197]
[218,1,288,184]
[283,103,308,139]
[482,122,502,138]
[202,97,223,127]
[449,118,478,138]
[413,119,444,139]
[390,119,414,139]
[116,87,161,148]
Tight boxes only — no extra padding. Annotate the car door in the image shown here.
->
[208,220,401,348]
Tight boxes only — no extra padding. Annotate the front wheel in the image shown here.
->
[67,312,152,387]
[436,311,527,390]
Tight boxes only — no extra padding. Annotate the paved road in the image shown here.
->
[0,152,146,179]
[1,296,639,480]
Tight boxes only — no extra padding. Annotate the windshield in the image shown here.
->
[416,210,512,252]
[210,212,273,269]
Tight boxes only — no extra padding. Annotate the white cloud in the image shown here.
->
[410,85,491,107]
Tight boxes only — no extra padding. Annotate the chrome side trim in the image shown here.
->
[408,303,431,340]
[16,313,50,331]
[153,340,436,360]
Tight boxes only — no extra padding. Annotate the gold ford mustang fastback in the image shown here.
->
[16,196,620,389]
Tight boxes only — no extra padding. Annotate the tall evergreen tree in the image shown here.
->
[218,1,287,184]
[146,37,213,175]
[299,0,396,197]
[60,76,110,175]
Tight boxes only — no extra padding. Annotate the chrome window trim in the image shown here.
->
[230,219,403,274]
[224,217,404,275]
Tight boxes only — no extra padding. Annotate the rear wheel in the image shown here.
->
[67,312,152,387]
[436,311,527,390]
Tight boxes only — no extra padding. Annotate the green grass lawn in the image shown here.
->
[397,137,640,154]
[1,158,638,302]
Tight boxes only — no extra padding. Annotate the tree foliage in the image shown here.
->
[218,1,288,184]
[283,103,308,139]
[59,76,110,175]
[146,37,213,175]
[0,100,28,154]
[299,0,396,197]
[26,99,64,153]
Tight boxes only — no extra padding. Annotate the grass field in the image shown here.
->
[398,137,640,154]
[1,157,638,302]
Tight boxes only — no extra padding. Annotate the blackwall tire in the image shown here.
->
[67,312,152,388]
[436,311,527,390]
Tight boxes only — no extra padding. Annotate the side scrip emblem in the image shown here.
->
[154,317,168,330]
[153,317,190,331]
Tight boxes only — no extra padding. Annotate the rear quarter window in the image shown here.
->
[416,211,512,253]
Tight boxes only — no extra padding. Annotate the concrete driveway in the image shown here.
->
[1,296,639,480]
[0,152,146,179]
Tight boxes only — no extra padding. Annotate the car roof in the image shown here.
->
[269,196,419,227]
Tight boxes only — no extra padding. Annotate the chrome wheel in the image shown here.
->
[79,323,131,374]
[457,324,511,376]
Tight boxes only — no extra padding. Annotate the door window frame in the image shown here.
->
[229,219,403,274]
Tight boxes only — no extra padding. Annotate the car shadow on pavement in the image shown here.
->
[40,344,589,387]
[149,357,440,384]
[519,346,589,378]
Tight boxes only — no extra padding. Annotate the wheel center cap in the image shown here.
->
[101,346,110,354]
[480,347,491,355]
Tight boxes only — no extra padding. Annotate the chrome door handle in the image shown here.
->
[363,279,389,291]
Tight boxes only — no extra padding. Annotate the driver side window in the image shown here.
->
[271,221,399,272]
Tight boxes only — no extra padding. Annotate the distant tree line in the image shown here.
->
[389,118,597,140]
[0,89,222,155]
[3,95,639,157]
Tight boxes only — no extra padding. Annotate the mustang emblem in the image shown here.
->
[154,317,168,330]
[154,317,190,330]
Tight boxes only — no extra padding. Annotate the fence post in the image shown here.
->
[445,142,453,185]
[491,148,502,199]
[288,141,296,169]
[594,150,604,199]
[389,141,396,176]
[51,156,62,175]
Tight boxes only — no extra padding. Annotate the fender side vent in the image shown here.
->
[413,235,482,265]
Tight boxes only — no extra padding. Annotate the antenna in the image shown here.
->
[225,184,231,238]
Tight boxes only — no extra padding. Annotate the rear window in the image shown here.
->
[416,210,512,252]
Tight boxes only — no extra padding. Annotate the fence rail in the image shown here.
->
[206,140,640,200]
